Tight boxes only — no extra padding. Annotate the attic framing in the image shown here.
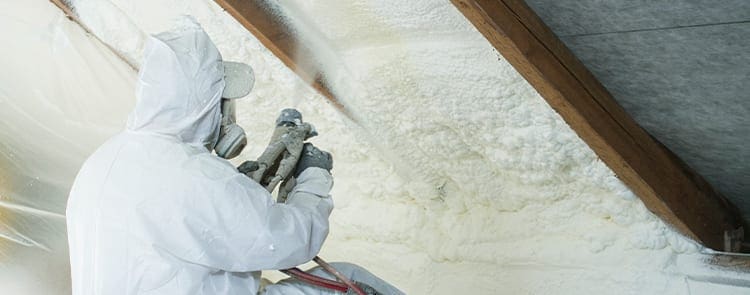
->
[449,0,744,251]
[42,0,749,259]
[214,0,744,251]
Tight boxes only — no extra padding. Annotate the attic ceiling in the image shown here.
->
[525,0,750,223]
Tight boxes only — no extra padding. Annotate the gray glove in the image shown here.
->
[294,143,332,177]
[237,160,259,176]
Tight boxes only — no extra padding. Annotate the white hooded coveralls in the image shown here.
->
[66,22,333,294]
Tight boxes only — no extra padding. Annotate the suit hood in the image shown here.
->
[126,18,224,147]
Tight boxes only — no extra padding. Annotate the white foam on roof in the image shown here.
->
[1,0,748,294]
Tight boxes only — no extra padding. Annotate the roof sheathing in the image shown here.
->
[525,0,750,228]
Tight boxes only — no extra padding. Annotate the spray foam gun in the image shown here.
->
[238,108,316,203]
[236,109,373,295]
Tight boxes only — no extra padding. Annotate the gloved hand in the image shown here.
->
[294,143,332,177]
[237,160,259,176]
[251,108,317,192]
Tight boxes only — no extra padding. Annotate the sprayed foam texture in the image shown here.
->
[0,0,748,294]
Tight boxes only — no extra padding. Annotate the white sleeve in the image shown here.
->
[249,167,334,270]
[286,168,334,211]
[139,167,333,272]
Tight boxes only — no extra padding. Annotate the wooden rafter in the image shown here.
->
[214,0,352,119]
[450,0,744,251]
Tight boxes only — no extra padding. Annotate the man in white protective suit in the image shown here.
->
[66,18,403,295]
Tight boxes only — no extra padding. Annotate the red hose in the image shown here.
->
[281,268,349,292]
[313,256,367,295]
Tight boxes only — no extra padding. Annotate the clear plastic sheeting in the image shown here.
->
[0,0,134,293]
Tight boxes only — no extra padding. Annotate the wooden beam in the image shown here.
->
[450,0,744,251]
[213,0,352,119]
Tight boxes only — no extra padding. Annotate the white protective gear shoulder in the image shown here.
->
[66,18,334,295]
